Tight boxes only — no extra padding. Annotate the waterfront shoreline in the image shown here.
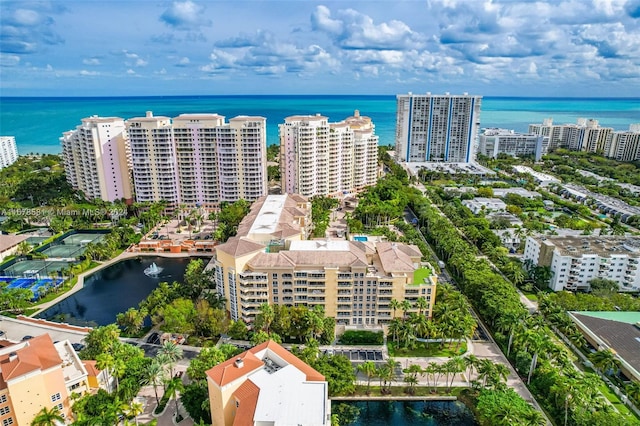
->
[29,250,200,317]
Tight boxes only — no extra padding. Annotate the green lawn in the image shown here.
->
[387,341,467,358]
[413,267,433,285]
[597,383,639,420]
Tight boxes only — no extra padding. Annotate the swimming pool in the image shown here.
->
[354,236,368,242]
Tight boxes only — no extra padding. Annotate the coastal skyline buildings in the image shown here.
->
[61,117,133,202]
[395,92,482,163]
[529,118,640,160]
[280,110,378,198]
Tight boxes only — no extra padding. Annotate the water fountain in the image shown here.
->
[144,262,164,277]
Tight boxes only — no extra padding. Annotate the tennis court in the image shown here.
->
[0,259,71,277]
[40,233,105,258]
[2,276,64,300]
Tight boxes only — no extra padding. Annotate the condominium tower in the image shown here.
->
[173,114,267,207]
[128,112,267,207]
[212,194,437,326]
[280,111,378,198]
[0,136,18,170]
[605,124,640,162]
[395,92,482,163]
[528,118,613,153]
[127,112,180,205]
[61,116,133,202]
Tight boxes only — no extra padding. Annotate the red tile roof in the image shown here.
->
[251,340,325,382]
[206,350,264,387]
[0,334,62,388]
[231,380,260,426]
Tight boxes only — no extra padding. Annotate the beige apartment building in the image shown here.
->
[280,111,378,198]
[0,335,90,426]
[61,116,133,202]
[211,194,437,326]
[206,340,330,426]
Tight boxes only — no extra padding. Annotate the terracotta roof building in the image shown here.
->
[0,335,89,426]
[211,194,437,326]
[206,340,330,426]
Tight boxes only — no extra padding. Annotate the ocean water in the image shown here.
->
[0,95,638,155]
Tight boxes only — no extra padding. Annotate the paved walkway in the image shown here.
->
[135,365,194,426]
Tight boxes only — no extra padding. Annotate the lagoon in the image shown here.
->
[36,256,205,327]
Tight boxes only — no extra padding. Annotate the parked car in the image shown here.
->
[72,343,85,351]
[22,335,33,341]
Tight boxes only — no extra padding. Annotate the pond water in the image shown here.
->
[36,256,209,327]
[335,400,477,426]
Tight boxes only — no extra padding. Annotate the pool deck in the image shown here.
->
[29,250,197,315]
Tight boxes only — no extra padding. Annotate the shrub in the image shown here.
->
[339,330,383,345]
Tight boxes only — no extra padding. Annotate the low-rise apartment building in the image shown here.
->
[0,335,89,426]
[212,194,437,326]
[462,198,507,215]
[206,340,330,426]
[523,236,640,292]
[478,128,545,160]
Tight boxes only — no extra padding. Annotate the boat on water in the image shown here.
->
[144,262,164,277]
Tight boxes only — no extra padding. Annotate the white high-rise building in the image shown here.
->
[529,118,613,153]
[173,114,267,207]
[0,136,18,170]
[280,111,378,198]
[61,117,133,202]
[478,128,545,160]
[127,112,180,205]
[395,92,482,163]
[605,124,640,162]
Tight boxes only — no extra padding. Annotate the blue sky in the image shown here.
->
[1,0,639,97]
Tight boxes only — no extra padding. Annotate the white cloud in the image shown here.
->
[0,53,20,66]
[160,1,210,30]
[126,69,136,74]
[83,58,100,65]
[79,70,99,76]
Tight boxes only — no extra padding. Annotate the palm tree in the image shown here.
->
[96,353,116,393]
[388,318,402,344]
[522,329,550,384]
[124,400,144,425]
[159,340,184,378]
[625,381,640,405]
[477,359,495,389]
[400,300,412,322]
[463,354,479,386]
[168,376,184,420]
[414,297,429,317]
[357,361,377,395]
[390,298,401,319]
[31,407,64,426]
[140,361,165,407]
[588,348,620,377]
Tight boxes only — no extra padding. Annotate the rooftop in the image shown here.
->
[0,234,29,253]
[533,235,640,257]
[0,334,62,389]
[570,311,640,380]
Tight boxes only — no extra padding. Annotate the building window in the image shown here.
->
[3,418,14,426]
[0,395,6,403]
[0,406,9,415]
[51,393,61,402]
[55,403,64,411]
